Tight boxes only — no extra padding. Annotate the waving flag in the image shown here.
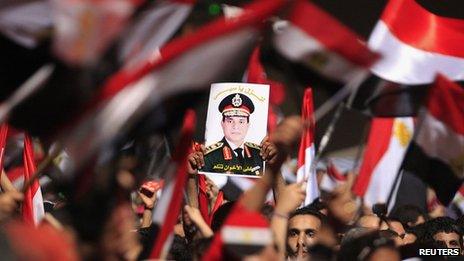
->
[150,110,195,259]
[353,117,414,209]
[297,88,319,205]
[272,0,379,83]
[22,134,44,225]
[401,74,464,205]
[369,0,464,85]
[60,0,288,175]
[118,0,196,68]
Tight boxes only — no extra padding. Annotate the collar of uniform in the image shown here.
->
[225,138,244,156]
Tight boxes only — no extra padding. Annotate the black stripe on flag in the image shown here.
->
[403,142,463,205]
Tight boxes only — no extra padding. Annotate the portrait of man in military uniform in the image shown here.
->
[201,93,264,176]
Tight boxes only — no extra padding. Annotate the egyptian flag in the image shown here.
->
[272,0,379,83]
[118,0,196,68]
[369,0,464,85]
[22,134,44,225]
[60,0,289,174]
[320,161,347,193]
[198,174,224,225]
[149,110,195,259]
[296,88,319,205]
[352,0,464,117]
[401,74,464,206]
[352,117,414,209]
[452,186,464,214]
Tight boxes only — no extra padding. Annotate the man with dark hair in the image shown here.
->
[423,217,463,253]
[389,204,427,228]
[202,93,264,176]
[286,206,326,260]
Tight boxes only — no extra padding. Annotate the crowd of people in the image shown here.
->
[0,117,462,260]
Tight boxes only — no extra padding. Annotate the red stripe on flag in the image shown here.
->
[0,124,8,172]
[297,88,315,168]
[381,0,464,58]
[150,110,196,259]
[427,74,464,134]
[352,118,394,197]
[99,0,288,101]
[198,174,211,224]
[22,134,39,225]
[289,0,379,68]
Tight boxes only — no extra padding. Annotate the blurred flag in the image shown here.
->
[352,117,414,209]
[60,0,288,175]
[297,88,319,205]
[22,134,44,226]
[352,0,464,117]
[118,0,196,68]
[369,0,464,85]
[401,74,464,206]
[51,0,139,65]
[272,0,379,83]
[245,47,285,132]
[198,174,224,225]
[0,0,52,48]
[452,186,464,214]
[149,110,195,259]
[0,124,8,168]
[320,161,347,192]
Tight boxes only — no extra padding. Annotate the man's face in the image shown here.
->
[221,116,249,146]
[434,232,462,251]
[286,214,321,260]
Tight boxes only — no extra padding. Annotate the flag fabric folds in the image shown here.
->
[150,110,195,259]
[61,0,288,175]
[272,0,379,83]
[401,74,464,206]
[368,0,464,85]
[22,134,44,225]
[118,0,196,68]
[296,88,319,205]
[353,117,414,208]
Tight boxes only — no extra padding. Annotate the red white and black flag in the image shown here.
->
[401,74,464,206]
[369,0,464,85]
[61,0,288,173]
[297,88,319,205]
[272,0,379,83]
[352,0,464,117]
[353,117,414,209]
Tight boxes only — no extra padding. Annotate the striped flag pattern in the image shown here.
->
[297,88,319,205]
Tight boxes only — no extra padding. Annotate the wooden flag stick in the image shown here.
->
[22,143,63,193]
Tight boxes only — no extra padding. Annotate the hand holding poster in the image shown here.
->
[201,83,269,177]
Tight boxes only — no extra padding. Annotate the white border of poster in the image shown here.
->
[199,82,269,178]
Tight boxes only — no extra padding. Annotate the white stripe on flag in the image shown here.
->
[296,145,319,205]
[369,21,464,85]
[363,118,414,207]
[415,111,464,170]
[33,187,45,225]
[273,22,366,83]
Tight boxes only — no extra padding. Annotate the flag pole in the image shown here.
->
[22,143,63,193]
[384,108,426,213]
[0,64,54,125]
[310,70,369,174]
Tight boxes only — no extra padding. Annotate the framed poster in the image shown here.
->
[199,83,269,178]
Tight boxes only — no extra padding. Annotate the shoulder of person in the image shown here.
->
[205,142,224,155]
[245,142,261,150]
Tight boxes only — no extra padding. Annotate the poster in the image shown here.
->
[200,83,269,178]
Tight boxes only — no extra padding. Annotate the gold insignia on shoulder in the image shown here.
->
[205,142,224,155]
[245,142,261,150]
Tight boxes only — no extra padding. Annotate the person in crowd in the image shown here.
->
[390,204,428,228]
[285,206,326,260]
[423,217,463,253]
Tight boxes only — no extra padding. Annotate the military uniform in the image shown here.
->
[202,92,264,176]
[202,137,263,176]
